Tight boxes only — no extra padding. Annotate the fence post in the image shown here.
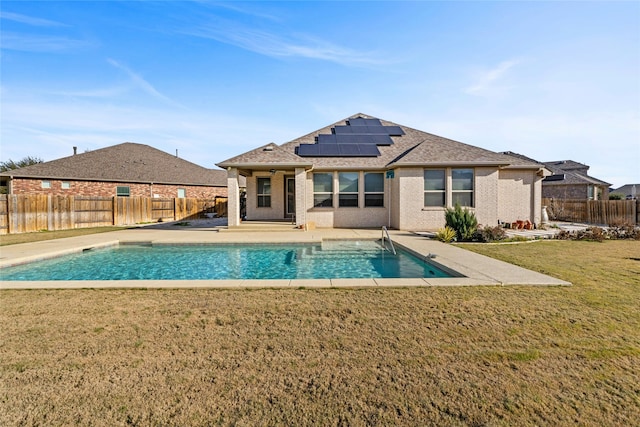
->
[174,198,178,221]
[47,194,53,231]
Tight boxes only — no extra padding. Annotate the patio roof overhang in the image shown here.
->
[218,162,314,177]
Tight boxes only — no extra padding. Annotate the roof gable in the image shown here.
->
[218,114,544,171]
[1,143,227,186]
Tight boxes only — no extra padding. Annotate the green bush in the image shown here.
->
[444,204,478,241]
[435,226,457,243]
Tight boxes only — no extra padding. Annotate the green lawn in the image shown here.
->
[1,239,638,426]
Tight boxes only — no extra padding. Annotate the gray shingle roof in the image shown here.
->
[501,153,610,186]
[542,161,610,186]
[611,184,639,197]
[1,142,227,187]
[218,114,543,171]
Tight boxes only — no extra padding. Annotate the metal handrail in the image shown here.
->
[381,226,396,255]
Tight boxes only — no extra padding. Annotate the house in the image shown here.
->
[217,114,551,231]
[0,142,230,199]
[611,184,638,200]
[501,153,611,201]
[539,160,610,200]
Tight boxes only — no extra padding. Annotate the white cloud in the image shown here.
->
[0,11,66,27]
[464,59,522,96]
[0,32,93,52]
[181,18,384,67]
[107,59,183,107]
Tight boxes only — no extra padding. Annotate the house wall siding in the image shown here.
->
[497,169,537,224]
[242,167,543,230]
[9,178,227,199]
[395,167,502,231]
[304,171,389,228]
[246,173,286,220]
[543,184,587,199]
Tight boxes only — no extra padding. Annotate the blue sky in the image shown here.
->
[1,1,638,188]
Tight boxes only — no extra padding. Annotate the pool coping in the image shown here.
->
[0,227,571,289]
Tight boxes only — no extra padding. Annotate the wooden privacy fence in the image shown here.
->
[543,198,639,226]
[0,195,228,234]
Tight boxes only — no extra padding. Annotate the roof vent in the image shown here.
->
[263,144,275,151]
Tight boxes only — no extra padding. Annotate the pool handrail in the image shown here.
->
[381,226,397,255]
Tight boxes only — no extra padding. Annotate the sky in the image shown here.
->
[1,1,639,189]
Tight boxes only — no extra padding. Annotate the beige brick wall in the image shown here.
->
[9,178,226,199]
[305,171,389,228]
[394,167,501,231]
[242,167,543,230]
[246,173,286,220]
[497,169,538,224]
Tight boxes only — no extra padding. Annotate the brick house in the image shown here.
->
[540,160,611,200]
[0,143,230,199]
[218,114,551,231]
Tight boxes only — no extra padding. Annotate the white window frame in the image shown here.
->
[364,172,384,207]
[256,177,271,208]
[313,173,334,208]
[424,169,446,207]
[338,172,359,208]
[116,186,130,197]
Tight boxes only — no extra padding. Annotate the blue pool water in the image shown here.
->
[0,241,454,281]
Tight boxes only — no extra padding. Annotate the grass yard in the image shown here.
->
[0,227,128,246]
[1,240,639,426]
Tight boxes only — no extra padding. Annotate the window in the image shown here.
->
[424,169,445,207]
[452,169,474,207]
[364,173,384,207]
[61,181,71,189]
[338,172,359,207]
[116,186,130,197]
[41,180,51,189]
[177,188,186,198]
[257,177,271,207]
[313,173,333,207]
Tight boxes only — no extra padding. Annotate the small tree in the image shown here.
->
[444,203,478,241]
[0,156,43,172]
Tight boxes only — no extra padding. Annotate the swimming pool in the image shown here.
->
[0,240,455,281]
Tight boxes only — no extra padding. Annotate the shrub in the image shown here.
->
[445,204,478,241]
[478,225,507,242]
[435,226,457,243]
[554,225,640,241]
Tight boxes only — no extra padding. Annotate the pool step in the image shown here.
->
[221,221,302,232]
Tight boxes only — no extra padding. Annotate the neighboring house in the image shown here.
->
[0,143,230,199]
[540,160,610,200]
[611,184,638,200]
[217,114,551,231]
[502,153,611,201]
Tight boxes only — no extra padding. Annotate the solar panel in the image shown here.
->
[299,117,401,157]
[317,134,337,144]
[297,145,318,156]
[318,144,340,156]
[333,134,390,145]
[338,144,360,155]
[348,118,382,127]
[384,126,405,136]
[356,144,381,156]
